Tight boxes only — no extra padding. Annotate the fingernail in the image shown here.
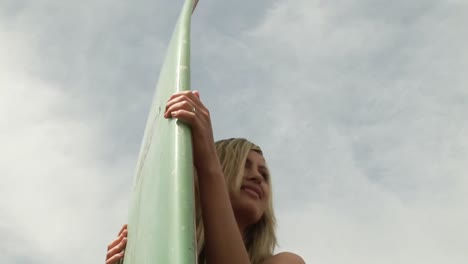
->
[171,111,177,116]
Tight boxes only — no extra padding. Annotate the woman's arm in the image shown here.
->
[165,91,251,264]
[197,163,251,264]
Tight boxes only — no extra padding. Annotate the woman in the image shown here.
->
[106,91,304,264]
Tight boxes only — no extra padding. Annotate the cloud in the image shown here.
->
[0,6,133,263]
[241,1,468,263]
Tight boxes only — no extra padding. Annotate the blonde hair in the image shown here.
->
[195,138,277,264]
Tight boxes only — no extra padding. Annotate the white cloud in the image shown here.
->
[0,18,130,263]
[243,1,468,263]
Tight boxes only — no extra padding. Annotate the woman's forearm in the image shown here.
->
[198,165,251,264]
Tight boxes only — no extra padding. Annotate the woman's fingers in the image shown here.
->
[106,234,127,260]
[117,224,127,236]
[166,91,206,112]
[107,230,127,250]
[106,250,125,264]
[167,90,198,102]
[164,91,210,128]
[165,100,197,117]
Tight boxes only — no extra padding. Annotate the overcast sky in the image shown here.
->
[1,0,467,263]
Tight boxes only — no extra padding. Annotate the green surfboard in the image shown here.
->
[123,0,199,263]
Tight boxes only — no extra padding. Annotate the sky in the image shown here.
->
[1,0,467,263]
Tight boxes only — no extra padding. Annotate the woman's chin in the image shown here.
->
[233,202,263,223]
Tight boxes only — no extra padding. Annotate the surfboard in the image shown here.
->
[122,1,199,263]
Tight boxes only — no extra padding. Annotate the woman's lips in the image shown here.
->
[241,186,262,199]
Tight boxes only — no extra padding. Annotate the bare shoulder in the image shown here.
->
[262,252,305,264]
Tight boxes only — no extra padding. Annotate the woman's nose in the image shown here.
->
[248,171,263,184]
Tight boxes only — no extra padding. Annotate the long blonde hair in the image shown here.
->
[195,138,277,264]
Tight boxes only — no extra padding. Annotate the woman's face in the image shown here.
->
[230,150,270,225]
